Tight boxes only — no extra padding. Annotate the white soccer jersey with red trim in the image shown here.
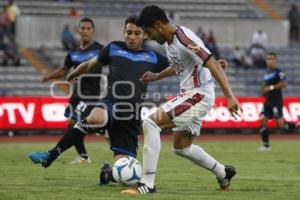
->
[165,26,214,91]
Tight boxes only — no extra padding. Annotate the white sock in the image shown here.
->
[173,144,226,179]
[140,118,161,189]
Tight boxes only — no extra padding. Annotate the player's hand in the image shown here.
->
[66,73,78,84]
[227,96,242,120]
[41,75,50,83]
[262,86,270,94]
[140,71,159,82]
[218,59,228,70]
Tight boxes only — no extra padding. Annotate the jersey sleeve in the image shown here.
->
[176,28,211,66]
[97,43,110,65]
[155,53,169,72]
[63,53,73,69]
[278,69,287,81]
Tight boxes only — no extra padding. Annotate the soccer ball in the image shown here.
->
[112,156,143,186]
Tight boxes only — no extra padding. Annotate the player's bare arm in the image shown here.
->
[218,59,228,70]
[263,80,288,94]
[206,56,241,118]
[140,66,176,82]
[41,66,68,83]
[67,57,102,83]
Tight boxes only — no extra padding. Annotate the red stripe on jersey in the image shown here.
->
[177,29,191,48]
[167,93,204,118]
[193,64,200,87]
[176,28,210,61]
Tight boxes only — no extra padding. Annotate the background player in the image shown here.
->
[122,5,241,194]
[28,16,169,185]
[259,52,288,151]
[41,18,103,164]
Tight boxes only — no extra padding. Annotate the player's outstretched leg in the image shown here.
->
[28,123,88,168]
[28,120,87,168]
[28,107,108,168]
[172,132,237,191]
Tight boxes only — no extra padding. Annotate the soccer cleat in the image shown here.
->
[217,165,236,191]
[98,163,113,185]
[69,156,92,164]
[258,146,272,151]
[121,182,156,194]
[28,151,50,166]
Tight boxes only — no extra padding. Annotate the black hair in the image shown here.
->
[79,17,94,28]
[124,15,140,29]
[266,52,277,58]
[138,5,169,27]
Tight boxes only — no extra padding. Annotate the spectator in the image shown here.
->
[231,45,252,69]
[6,0,21,40]
[288,4,300,42]
[252,29,268,48]
[0,34,20,66]
[68,7,79,17]
[61,24,75,51]
[248,43,266,68]
[196,27,206,43]
[72,25,80,48]
[206,30,220,59]
[0,5,10,35]
[168,10,174,20]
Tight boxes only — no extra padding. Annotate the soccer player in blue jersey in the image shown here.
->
[28,16,169,185]
[41,18,103,164]
[259,52,288,151]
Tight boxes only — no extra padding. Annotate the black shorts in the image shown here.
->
[261,103,283,119]
[108,118,140,158]
[94,101,140,158]
[64,95,99,121]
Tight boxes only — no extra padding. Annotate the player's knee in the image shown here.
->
[260,117,267,126]
[67,119,76,128]
[86,114,100,125]
[172,146,190,157]
[87,109,108,126]
[142,118,161,135]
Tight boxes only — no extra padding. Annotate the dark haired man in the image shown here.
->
[41,17,103,164]
[259,52,288,151]
[28,15,169,185]
[122,5,241,194]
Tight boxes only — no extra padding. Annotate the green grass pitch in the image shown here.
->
[0,140,300,200]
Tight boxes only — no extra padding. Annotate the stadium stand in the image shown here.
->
[0,59,64,96]
[85,0,265,19]
[0,0,84,16]
[263,0,300,19]
[0,0,264,19]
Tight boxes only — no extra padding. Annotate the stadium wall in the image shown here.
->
[16,16,289,48]
[1,96,299,129]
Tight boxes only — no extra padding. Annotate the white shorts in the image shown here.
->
[161,86,215,135]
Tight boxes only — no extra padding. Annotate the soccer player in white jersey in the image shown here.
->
[122,5,242,194]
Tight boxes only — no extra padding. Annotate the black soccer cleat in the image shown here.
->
[98,163,113,185]
[217,165,236,191]
[121,182,156,194]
